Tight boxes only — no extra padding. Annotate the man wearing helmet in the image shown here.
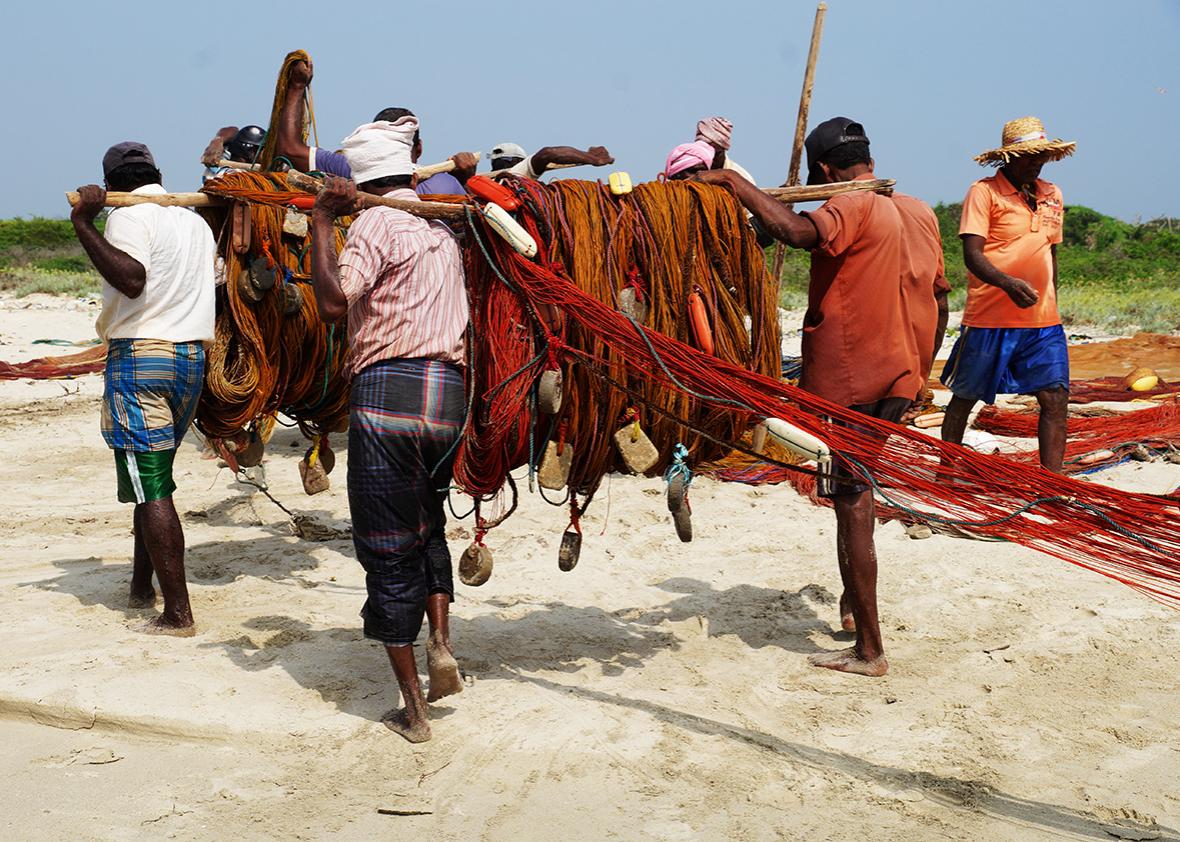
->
[200,125,267,181]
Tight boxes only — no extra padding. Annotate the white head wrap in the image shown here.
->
[695,117,733,151]
[341,117,418,183]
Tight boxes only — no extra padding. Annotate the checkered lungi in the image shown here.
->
[348,358,466,646]
[102,338,205,503]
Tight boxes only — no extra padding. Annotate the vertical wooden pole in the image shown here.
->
[770,2,828,281]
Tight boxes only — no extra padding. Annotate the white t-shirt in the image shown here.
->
[504,155,543,179]
[723,157,756,185]
[98,184,216,343]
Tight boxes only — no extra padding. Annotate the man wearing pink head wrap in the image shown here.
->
[664,141,715,179]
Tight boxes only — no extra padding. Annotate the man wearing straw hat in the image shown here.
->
[307,116,469,743]
[941,117,1076,472]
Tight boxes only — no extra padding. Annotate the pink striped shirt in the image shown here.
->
[338,189,468,375]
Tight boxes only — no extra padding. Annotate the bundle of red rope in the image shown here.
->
[196,171,351,440]
[457,186,1180,607]
[453,178,781,507]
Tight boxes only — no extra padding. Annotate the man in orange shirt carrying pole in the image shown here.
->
[941,117,1076,472]
[698,118,942,677]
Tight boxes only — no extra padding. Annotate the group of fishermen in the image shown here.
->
[69,50,1075,740]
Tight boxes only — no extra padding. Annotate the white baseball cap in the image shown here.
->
[490,142,527,161]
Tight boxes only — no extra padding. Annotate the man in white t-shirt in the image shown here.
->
[488,141,614,179]
[71,142,216,637]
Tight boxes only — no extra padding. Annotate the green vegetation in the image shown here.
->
[0,217,103,298]
[774,204,1180,332]
[1,210,1177,332]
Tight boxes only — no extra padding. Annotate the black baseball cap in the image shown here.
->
[805,117,869,185]
[102,141,156,178]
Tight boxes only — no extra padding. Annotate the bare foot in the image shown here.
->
[382,708,431,743]
[426,634,463,702]
[128,589,157,609]
[808,646,889,677]
[838,592,856,633]
[136,616,196,638]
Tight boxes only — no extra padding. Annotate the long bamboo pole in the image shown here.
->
[203,152,482,179]
[770,2,827,280]
[65,191,222,208]
[764,178,892,202]
[66,177,891,220]
[283,171,467,219]
[65,187,469,221]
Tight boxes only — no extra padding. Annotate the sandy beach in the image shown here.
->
[1,292,1178,841]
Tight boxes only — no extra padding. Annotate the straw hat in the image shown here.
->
[974,116,1076,166]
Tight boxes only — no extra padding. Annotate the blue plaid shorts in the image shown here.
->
[102,339,205,452]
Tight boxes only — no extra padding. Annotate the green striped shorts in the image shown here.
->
[114,449,177,504]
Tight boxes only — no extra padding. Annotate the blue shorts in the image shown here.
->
[940,325,1069,405]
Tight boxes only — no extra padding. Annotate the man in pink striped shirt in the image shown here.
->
[310,115,468,743]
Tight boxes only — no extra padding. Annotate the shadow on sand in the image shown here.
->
[510,672,1179,842]
[26,529,1174,840]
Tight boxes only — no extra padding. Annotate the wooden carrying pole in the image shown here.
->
[66,177,891,220]
[282,171,466,220]
[201,152,482,179]
[765,179,892,202]
[66,191,222,208]
[65,186,467,221]
[770,1,827,280]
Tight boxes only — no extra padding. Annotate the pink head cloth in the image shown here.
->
[664,141,715,177]
[695,116,733,150]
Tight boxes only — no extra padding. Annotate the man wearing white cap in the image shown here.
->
[488,140,614,178]
[308,116,469,743]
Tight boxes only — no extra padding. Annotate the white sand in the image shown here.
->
[1,293,1178,841]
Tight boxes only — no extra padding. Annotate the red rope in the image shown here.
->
[459,200,1180,608]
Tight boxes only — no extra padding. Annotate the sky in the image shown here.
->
[2,0,1177,221]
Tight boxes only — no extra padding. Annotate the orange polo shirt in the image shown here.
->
[893,193,949,382]
[959,171,1064,328]
[800,174,923,407]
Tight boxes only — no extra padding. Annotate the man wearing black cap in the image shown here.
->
[697,118,943,677]
[71,142,216,636]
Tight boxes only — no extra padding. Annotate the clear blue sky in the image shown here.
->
[2,0,1176,221]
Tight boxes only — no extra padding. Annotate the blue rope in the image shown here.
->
[664,442,692,488]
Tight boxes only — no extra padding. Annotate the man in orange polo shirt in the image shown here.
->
[698,118,941,678]
[941,117,1076,472]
